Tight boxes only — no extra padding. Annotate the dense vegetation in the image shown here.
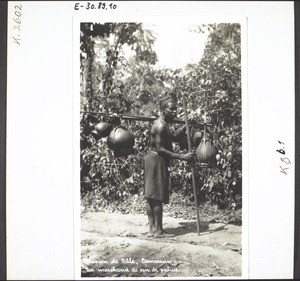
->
[80,22,242,213]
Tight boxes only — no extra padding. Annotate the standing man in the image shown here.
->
[144,95,194,238]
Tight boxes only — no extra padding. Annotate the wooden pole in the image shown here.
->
[182,93,201,236]
[80,111,212,128]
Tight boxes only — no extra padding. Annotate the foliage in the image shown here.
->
[80,22,242,210]
[80,22,159,203]
[169,23,242,208]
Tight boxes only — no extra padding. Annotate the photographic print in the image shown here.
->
[6,1,295,279]
[79,20,244,278]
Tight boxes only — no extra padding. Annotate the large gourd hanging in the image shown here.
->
[91,117,113,140]
[196,124,216,166]
[107,126,135,157]
[179,131,204,150]
[192,131,203,147]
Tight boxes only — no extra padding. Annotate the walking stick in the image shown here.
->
[182,93,201,236]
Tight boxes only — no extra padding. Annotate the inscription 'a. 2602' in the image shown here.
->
[276,140,291,175]
[12,4,22,45]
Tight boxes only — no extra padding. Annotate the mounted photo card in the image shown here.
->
[6,1,295,279]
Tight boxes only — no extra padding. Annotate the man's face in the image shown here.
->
[164,101,177,121]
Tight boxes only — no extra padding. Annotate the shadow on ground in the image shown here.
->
[162,221,209,236]
[163,221,227,237]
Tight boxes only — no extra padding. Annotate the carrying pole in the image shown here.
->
[182,93,201,236]
[80,111,212,128]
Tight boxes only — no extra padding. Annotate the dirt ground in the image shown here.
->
[81,211,242,278]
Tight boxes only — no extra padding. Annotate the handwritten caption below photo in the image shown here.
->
[82,257,180,274]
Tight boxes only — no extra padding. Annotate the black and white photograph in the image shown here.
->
[79,21,244,278]
[5,2,295,280]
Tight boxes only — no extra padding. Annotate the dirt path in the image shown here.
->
[81,211,242,278]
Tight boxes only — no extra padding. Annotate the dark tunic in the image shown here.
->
[144,151,170,203]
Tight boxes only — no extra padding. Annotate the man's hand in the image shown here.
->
[181,152,195,161]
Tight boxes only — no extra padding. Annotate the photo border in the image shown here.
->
[73,14,248,280]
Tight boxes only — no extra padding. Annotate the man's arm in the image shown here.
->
[155,123,193,161]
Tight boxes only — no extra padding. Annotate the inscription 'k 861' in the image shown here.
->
[276,140,291,175]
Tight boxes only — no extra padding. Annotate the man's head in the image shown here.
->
[159,95,177,121]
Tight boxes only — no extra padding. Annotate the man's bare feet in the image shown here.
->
[153,231,175,238]
[146,231,156,238]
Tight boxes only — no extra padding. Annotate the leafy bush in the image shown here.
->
[80,23,242,210]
